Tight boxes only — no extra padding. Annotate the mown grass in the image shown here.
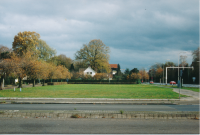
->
[0,84,187,99]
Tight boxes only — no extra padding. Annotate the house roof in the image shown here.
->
[79,68,87,73]
[109,64,118,68]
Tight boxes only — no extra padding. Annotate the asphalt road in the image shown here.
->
[0,118,199,134]
[0,104,199,111]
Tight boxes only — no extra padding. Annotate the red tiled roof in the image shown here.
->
[109,64,118,68]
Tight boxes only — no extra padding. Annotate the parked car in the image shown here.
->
[170,81,176,84]
[150,81,154,84]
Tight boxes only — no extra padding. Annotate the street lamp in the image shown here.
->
[178,51,191,85]
[164,59,170,85]
[144,68,147,83]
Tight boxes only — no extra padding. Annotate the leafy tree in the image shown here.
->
[69,63,75,72]
[75,39,111,73]
[47,54,72,69]
[47,63,57,82]
[73,60,88,71]
[191,47,199,84]
[139,69,149,82]
[124,68,130,75]
[155,67,163,78]
[192,47,199,62]
[70,71,81,79]
[55,65,71,80]
[37,39,56,61]
[179,55,188,67]
[130,68,139,75]
[39,61,51,86]
[8,53,27,88]
[57,54,72,69]
[26,59,42,87]
[12,31,40,56]
[116,64,122,76]
[47,63,71,82]
[0,45,12,59]
[127,72,142,83]
[0,58,15,90]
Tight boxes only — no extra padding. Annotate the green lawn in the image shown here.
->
[0,84,187,99]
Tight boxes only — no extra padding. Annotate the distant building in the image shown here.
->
[109,64,118,75]
[79,66,96,77]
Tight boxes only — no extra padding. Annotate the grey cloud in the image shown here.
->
[0,0,198,70]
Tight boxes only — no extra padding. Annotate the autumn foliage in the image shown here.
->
[0,31,71,90]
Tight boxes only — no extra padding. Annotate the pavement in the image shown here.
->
[0,84,199,119]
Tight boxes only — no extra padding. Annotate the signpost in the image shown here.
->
[179,70,183,99]
[192,77,196,84]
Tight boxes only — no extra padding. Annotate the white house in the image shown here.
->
[83,66,96,77]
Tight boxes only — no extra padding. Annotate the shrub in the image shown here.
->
[120,110,124,114]
[71,114,81,118]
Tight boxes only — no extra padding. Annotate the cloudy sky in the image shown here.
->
[0,0,199,71]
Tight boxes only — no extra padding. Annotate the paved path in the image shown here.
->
[173,88,199,100]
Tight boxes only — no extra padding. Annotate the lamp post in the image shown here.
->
[144,68,147,83]
[178,51,191,86]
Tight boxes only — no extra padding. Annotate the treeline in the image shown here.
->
[0,31,71,90]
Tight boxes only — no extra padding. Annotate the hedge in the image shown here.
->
[68,79,136,82]
[47,82,68,85]
[67,82,137,84]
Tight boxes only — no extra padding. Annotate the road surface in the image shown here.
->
[0,118,198,134]
[0,104,199,111]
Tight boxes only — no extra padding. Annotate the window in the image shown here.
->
[87,72,89,74]
[90,72,92,74]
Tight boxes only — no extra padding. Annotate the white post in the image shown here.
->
[14,87,15,92]
[182,79,183,86]
[178,55,179,83]
[163,64,164,85]
[2,78,4,88]
[20,88,21,92]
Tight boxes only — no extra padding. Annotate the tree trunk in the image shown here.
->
[18,77,22,88]
[42,79,45,86]
[0,75,4,90]
[33,79,35,87]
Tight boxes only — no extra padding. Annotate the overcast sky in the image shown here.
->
[0,0,199,71]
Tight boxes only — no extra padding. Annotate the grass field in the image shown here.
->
[0,84,187,99]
